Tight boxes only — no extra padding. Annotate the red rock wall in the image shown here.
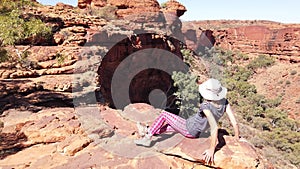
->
[182,21,300,62]
[215,26,300,62]
[97,33,184,110]
[78,0,161,18]
[160,0,187,17]
[77,0,187,18]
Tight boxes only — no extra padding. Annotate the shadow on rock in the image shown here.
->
[216,129,229,151]
[0,130,28,160]
[150,133,177,147]
[0,79,73,115]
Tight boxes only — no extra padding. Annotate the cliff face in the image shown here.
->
[182,20,300,62]
[1,0,189,110]
[97,33,185,110]
[217,26,300,62]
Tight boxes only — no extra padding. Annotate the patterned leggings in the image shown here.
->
[148,111,195,138]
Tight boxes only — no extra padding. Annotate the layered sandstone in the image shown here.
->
[1,1,299,168]
[78,0,161,18]
[17,1,192,111]
[109,0,161,18]
[0,104,269,169]
[78,0,107,9]
[77,0,187,18]
[182,20,300,62]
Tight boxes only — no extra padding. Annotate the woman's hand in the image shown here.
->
[234,135,240,141]
[202,109,218,166]
[202,148,215,165]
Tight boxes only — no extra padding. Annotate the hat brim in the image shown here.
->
[199,85,227,101]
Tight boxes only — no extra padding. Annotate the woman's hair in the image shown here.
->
[204,98,224,105]
[203,99,212,102]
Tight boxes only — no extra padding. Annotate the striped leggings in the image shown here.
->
[148,111,195,138]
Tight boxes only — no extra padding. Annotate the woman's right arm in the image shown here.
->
[225,104,240,139]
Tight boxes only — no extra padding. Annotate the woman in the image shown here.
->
[134,78,240,164]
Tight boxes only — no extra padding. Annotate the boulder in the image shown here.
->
[161,0,187,17]
[77,0,91,9]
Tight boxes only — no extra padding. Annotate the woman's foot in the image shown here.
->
[136,122,149,137]
[134,134,152,147]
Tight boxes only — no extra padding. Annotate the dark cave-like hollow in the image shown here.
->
[96,33,188,113]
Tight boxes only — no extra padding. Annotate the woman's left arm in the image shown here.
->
[202,109,218,165]
[225,104,240,140]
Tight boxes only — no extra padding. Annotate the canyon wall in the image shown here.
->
[182,20,300,62]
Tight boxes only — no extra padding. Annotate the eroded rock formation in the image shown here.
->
[78,0,161,18]
[78,0,106,9]
[160,0,187,17]
[3,1,191,111]
[97,33,185,110]
[182,20,300,62]
[216,26,300,62]
[1,1,299,168]
[0,104,270,168]
[77,0,187,18]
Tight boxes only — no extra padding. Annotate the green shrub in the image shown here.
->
[160,2,167,8]
[0,10,26,46]
[0,0,34,13]
[0,120,3,128]
[90,6,117,20]
[180,46,299,166]
[24,18,52,43]
[55,53,66,66]
[252,117,271,130]
[181,48,193,66]
[0,0,52,47]
[172,71,201,119]
[247,54,275,70]
[236,52,249,60]
[200,47,234,66]
[207,49,299,166]
[0,47,9,62]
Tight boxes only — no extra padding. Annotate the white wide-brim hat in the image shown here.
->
[199,78,227,101]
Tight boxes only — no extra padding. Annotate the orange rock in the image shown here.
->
[161,0,187,17]
[0,104,271,168]
[79,0,161,17]
[182,21,300,62]
[78,0,91,9]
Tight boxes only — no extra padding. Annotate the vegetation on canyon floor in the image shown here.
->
[175,47,300,166]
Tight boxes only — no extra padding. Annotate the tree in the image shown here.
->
[172,71,201,119]
[0,0,52,60]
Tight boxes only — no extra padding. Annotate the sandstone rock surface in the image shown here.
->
[0,104,268,168]
[1,1,299,168]
[78,0,161,18]
[161,0,187,17]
